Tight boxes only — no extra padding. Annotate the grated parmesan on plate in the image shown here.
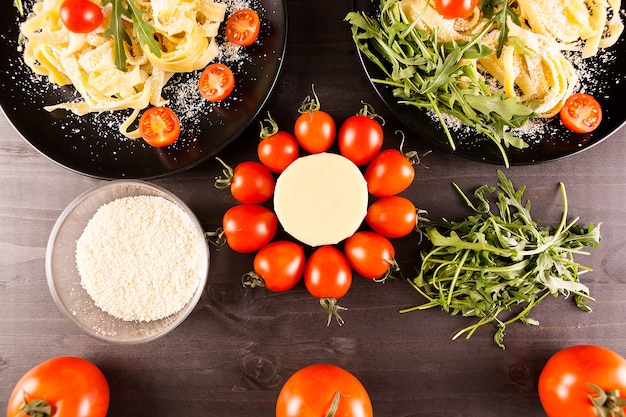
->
[75,195,204,322]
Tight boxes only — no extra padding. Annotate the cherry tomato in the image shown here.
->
[225,8,260,46]
[435,0,477,19]
[304,246,352,325]
[294,88,336,153]
[59,0,103,33]
[7,356,109,417]
[538,345,626,417]
[222,205,278,253]
[244,241,306,292]
[215,158,275,204]
[364,149,415,197]
[338,109,383,166]
[365,196,417,238]
[344,231,397,280]
[139,106,181,147]
[199,63,235,102]
[257,113,299,173]
[560,93,602,134]
[276,363,374,417]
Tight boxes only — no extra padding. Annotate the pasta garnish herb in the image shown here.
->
[103,0,161,71]
[480,0,521,58]
[346,1,536,168]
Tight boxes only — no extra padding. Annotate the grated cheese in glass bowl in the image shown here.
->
[45,180,209,344]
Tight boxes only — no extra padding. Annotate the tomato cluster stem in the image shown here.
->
[320,298,347,326]
[19,398,52,417]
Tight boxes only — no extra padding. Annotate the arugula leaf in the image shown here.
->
[402,171,601,349]
[346,0,535,167]
[479,0,522,57]
[102,0,161,71]
[13,0,24,16]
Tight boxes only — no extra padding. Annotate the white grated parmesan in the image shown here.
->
[75,195,204,322]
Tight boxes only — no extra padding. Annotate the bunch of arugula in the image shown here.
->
[402,171,601,348]
[345,0,534,167]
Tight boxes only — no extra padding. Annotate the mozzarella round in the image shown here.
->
[273,152,368,247]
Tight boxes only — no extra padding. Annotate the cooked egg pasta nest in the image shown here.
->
[20,0,227,138]
[399,0,623,118]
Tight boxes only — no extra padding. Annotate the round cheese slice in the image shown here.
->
[273,152,368,247]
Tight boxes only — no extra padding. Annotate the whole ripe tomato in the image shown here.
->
[59,0,103,33]
[276,363,373,417]
[294,88,336,153]
[199,63,235,102]
[560,93,603,134]
[222,204,278,253]
[365,195,417,238]
[344,231,398,280]
[216,158,275,204]
[304,246,352,325]
[139,106,181,147]
[245,240,306,292]
[257,113,299,173]
[364,149,415,197]
[7,356,109,417]
[225,8,260,46]
[338,110,384,166]
[435,0,477,19]
[538,345,626,417]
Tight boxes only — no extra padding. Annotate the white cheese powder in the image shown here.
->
[76,195,204,322]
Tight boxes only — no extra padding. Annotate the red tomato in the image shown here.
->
[222,205,278,253]
[560,93,602,134]
[245,241,306,292]
[215,158,275,204]
[365,196,417,238]
[225,9,260,46]
[276,363,373,417]
[257,114,299,173]
[199,63,235,102]
[435,0,477,19]
[364,149,415,197]
[538,345,626,417]
[294,88,336,153]
[59,0,103,33]
[7,356,109,417]
[304,246,352,325]
[338,113,383,166]
[139,106,181,147]
[344,231,397,280]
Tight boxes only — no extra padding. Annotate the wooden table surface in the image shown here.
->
[2,1,626,416]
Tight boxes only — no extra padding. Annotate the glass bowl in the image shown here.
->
[45,180,209,344]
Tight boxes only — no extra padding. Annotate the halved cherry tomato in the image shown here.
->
[294,88,336,153]
[435,0,477,19]
[7,356,109,417]
[560,93,602,134]
[364,149,415,197]
[59,0,103,33]
[139,106,181,147]
[244,241,306,292]
[304,246,352,325]
[225,9,261,46]
[344,231,398,280]
[222,205,278,253]
[199,63,235,102]
[365,195,417,238]
[215,158,275,204]
[257,113,299,173]
[538,345,626,417]
[276,363,373,417]
[338,106,384,166]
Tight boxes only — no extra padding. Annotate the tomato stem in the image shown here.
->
[588,383,626,417]
[242,271,265,289]
[259,111,280,139]
[204,227,226,248]
[298,84,322,116]
[325,391,343,417]
[214,157,234,189]
[18,398,52,417]
[320,298,347,326]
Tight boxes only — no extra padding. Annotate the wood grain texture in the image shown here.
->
[2,1,626,416]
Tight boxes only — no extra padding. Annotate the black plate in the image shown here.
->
[352,0,626,165]
[0,0,287,179]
